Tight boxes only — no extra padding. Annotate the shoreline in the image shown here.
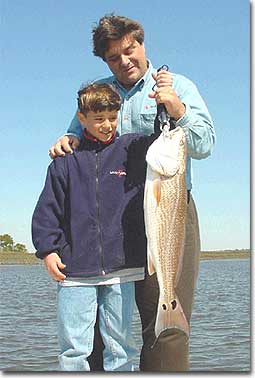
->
[0,250,250,265]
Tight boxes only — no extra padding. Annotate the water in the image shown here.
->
[0,259,250,371]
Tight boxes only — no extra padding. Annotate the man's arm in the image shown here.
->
[174,75,215,159]
[151,72,215,160]
[49,134,80,159]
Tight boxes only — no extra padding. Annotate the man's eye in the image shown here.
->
[108,56,119,62]
[126,47,134,54]
[127,45,136,54]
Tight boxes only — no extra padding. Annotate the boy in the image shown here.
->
[32,83,158,371]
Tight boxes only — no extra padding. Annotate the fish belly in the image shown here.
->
[144,130,189,337]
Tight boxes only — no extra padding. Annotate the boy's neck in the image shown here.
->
[83,129,116,145]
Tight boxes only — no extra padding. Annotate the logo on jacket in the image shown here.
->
[110,169,127,177]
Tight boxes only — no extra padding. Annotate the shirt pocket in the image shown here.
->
[139,112,156,135]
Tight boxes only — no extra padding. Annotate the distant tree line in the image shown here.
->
[0,234,28,253]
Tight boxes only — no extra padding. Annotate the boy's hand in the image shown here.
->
[44,252,66,282]
[49,135,80,159]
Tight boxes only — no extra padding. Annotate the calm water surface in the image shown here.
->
[0,259,250,371]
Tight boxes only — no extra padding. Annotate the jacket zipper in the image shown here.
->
[95,152,106,275]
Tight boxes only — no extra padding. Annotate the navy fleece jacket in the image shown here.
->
[32,133,157,278]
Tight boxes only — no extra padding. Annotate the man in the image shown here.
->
[49,14,215,371]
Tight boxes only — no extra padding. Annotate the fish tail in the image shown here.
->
[155,295,189,339]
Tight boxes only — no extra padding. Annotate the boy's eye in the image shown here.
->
[110,117,117,122]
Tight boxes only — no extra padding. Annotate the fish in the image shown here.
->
[143,125,189,339]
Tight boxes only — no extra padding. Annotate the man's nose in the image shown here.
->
[120,54,130,67]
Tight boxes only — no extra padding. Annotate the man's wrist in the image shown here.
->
[65,133,81,140]
[172,103,186,121]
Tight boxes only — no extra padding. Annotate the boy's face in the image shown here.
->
[78,110,118,142]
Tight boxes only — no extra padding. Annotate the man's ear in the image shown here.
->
[77,112,87,126]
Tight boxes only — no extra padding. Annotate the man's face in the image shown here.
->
[104,33,148,89]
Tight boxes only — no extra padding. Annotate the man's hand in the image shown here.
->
[151,69,173,89]
[149,70,185,121]
[49,135,80,159]
[44,252,66,282]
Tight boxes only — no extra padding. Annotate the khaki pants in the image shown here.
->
[88,195,201,371]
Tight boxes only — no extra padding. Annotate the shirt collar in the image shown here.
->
[82,128,116,146]
[140,60,154,85]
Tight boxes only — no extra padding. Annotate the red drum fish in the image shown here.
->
[144,125,189,338]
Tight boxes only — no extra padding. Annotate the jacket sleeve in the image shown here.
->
[174,75,216,160]
[32,159,68,259]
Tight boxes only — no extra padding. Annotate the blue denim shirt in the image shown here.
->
[67,61,215,190]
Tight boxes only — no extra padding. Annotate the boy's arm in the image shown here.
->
[32,159,68,269]
[44,252,66,282]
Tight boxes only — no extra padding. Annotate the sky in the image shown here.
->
[0,0,251,252]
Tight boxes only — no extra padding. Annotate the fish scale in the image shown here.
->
[144,126,189,339]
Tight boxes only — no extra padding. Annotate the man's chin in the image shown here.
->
[120,74,141,88]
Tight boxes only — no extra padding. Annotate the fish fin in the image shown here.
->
[147,250,156,275]
[155,295,189,339]
[153,178,161,205]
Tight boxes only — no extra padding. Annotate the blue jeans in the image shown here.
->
[57,282,138,371]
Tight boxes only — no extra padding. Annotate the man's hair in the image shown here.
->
[92,14,144,60]
[77,83,122,114]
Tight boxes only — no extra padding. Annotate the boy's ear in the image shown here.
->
[77,112,87,126]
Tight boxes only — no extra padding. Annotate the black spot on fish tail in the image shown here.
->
[155,296,190,339]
